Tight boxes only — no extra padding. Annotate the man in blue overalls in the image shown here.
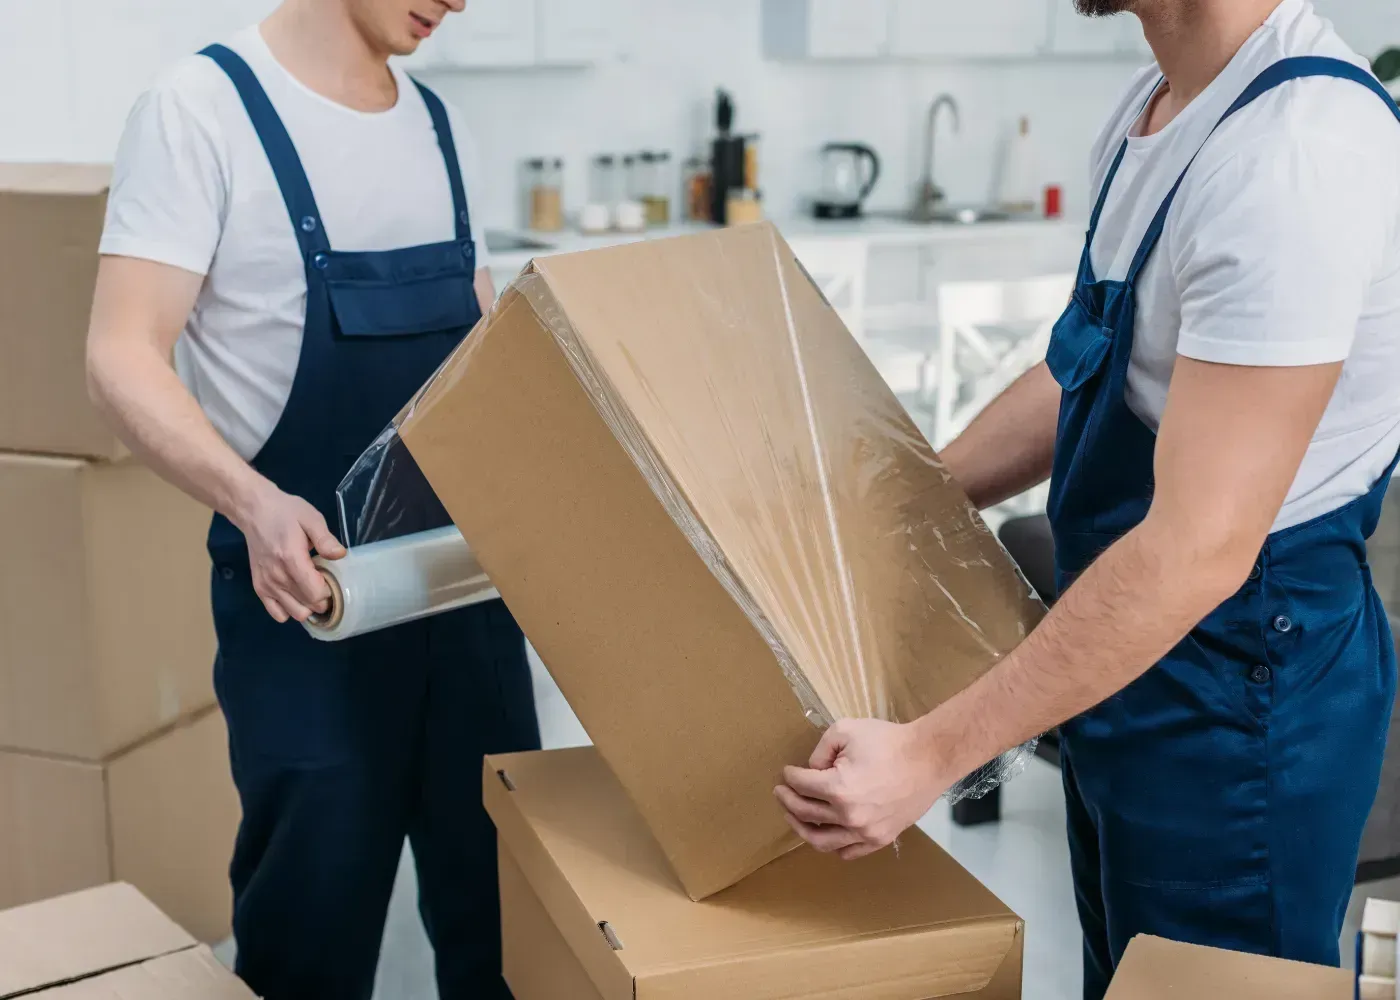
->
[86,2,539,997]
[775,1,1400,996]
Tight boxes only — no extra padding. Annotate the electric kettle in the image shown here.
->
[813,142,881,219]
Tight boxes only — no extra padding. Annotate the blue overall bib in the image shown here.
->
[1046,57,1400,1000]
[199,45,540,1000]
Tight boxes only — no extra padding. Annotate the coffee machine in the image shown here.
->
[709,90,758,225]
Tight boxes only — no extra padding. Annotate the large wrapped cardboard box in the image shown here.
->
[390,223,1043,898]
[0,164,124,461]
[488,747,1024,999]
[0,883,253,999]
[0,708,240,943]
[1104,935,1351,999]
[0,453,215,759]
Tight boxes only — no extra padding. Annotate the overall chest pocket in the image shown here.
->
[323,240,479,339]
[1046,283,1123,392]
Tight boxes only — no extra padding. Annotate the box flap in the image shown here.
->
[0,883,196,997]
[34,946,254,999]
[1105,935,1352,999]
[0,164,111,196]
[486,748,1021,1000]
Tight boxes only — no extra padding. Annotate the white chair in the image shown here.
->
[787,237,870,343]
[933,274,1075,524]
[789,236,943,435]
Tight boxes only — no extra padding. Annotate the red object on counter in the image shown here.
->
[1044,184,1063,219]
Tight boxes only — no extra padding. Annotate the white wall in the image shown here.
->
[2,0,1396,231]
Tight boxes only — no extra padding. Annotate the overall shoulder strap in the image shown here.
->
[1126,56,1399,285]
[1087,76,1165,244]
[200,43,330,257]
[411,79,471,243]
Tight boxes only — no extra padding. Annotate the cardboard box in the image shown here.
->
[399,223,1043,898]
[0,452,216,759]
[0,164,124,461]
[0,882,254,999]
[0,708,240,943]
[1104,934,1352,999]
[487,746,1024,1000]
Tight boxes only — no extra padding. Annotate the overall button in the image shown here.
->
[1250,664,1271,684]
[220,566,236,581]
[1273,615,1293,634]
[460,242,472,257]
[312,252,330,270]
[300,215,318,233]
[1248,564,1261,581]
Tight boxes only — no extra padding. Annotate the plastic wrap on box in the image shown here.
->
[338,224,1044,804]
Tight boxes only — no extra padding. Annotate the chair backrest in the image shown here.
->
[936,274,1075,331]
[787,237,871,342]
[932,272,1074,453]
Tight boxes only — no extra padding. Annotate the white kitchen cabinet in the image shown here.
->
[0,0,75,160]
[429,0,538,68]
[1048,5,1150,58]
[762,0,892,60]
[536,0,611,65]
[888,0,1047,58]
[406,0,608,70]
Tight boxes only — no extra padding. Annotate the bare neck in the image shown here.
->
[1138,0,1283,115]
[262,0,398,112]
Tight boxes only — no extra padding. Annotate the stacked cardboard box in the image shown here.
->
[0,166,237,943]
[394,224,1042,995]
[0,883,254,999]
[488,747,1024,1000]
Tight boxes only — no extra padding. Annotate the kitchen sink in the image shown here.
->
[905,204,1019,225]
[484,231,556,254]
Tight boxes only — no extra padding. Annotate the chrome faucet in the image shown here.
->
[915,94,961,220]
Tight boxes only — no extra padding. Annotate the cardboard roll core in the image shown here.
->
[305,569,345,632]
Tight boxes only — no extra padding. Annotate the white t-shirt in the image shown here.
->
[1089,0,1400,531]
[100,26,491,461]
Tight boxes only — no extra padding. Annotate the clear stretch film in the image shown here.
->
[303,526,498,642]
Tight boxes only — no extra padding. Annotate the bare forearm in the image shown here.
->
[87,342,265,523]
[87,256,272,524]
[939,362,1060,510]
[916,514,1252,780]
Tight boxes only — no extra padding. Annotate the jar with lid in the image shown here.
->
[622,154,640,202]
[641,151,672,227]
[683,156,710,223]
[590,155,620,207]
[612,154,645,234]
[525,157,563,232]
[581,155,619,234]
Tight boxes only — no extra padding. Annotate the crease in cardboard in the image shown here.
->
[0,948,193,1000]
[0,705,225,767]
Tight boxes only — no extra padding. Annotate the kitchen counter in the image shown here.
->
[485,214,1085,281]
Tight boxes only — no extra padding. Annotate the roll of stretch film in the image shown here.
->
[303,526,498,641]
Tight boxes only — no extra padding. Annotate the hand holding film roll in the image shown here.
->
[303,526,499,641]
